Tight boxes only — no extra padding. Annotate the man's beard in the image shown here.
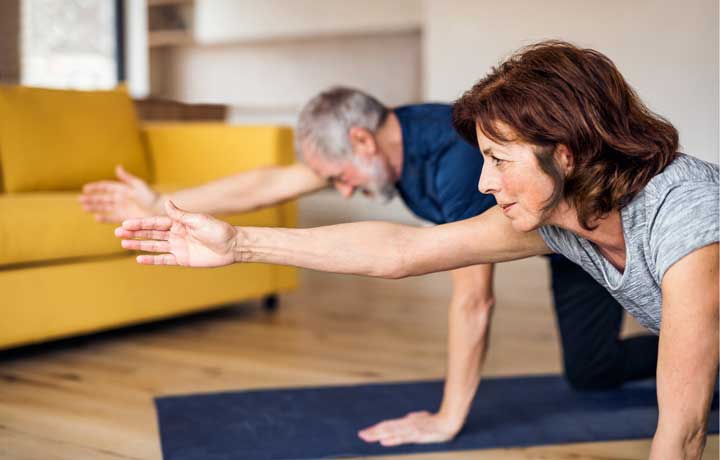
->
[354,156,396,204]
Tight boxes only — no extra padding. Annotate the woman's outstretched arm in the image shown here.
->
[117,201,551,277]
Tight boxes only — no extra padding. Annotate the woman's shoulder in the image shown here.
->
[639,153,720,281]
[645,153,719,196]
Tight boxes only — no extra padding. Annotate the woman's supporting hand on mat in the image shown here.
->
[116,200,239,267]
[80,165,164,223]
[357,410,461,447]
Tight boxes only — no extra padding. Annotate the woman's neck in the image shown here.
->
[549,203,627,272]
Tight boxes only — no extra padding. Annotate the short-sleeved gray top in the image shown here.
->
[538,154,719,334]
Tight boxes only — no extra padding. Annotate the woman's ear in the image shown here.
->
[555,144,574,174]
[348,127,377,159]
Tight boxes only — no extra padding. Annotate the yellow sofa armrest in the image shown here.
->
[141,123,295,187]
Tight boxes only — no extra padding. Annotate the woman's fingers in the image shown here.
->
[120,216,173,231]
[165,200,191,221]
[116,229,170,240]
[121,239,170,253]
[136,254,177,265]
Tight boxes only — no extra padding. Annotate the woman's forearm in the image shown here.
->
[651,244,719,459]
[235,222,417,278]
[234,207,550,279]
[157,164,326,216]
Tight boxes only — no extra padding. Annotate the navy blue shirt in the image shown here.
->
[395,104,496,224]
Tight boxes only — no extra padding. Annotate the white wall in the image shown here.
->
[194,0,422,44]
[424,0,719,163]
[154,30,422,125]
[125,0,149,97]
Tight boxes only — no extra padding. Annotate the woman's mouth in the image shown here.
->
[501,203,516,214]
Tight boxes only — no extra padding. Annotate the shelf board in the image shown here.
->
[148,0,193,6]
[149,29,193,47]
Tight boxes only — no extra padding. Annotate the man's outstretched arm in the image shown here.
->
[80,163,327,222]
[160,163,327,215]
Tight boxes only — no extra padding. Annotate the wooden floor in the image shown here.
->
[1,259,717,459]
[1,195,718,459]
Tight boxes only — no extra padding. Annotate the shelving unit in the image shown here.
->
[148,0,194,47]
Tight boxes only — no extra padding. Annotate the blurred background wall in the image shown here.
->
[424,0,719,164]
[135,0,718,163]
[146,0,423,125]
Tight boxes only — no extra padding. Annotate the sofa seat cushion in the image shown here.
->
[0,192,282,267]
[0,86,150,192]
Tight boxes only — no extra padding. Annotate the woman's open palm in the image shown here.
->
[115,201,238,267]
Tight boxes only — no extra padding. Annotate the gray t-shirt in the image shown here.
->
[538,154,719,334]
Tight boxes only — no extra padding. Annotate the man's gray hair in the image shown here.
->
[296,87,389,162]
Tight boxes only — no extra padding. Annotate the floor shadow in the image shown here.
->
[0,300,265,362]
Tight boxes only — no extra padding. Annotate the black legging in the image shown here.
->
[549,255,659,390]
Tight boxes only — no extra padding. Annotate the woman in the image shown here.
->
[116,41,718,458]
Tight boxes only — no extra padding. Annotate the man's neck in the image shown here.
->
[374,110,404,181]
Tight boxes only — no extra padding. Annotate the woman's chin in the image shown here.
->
[510,216,541,233]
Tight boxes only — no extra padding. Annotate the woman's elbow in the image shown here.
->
[372,253,410,280]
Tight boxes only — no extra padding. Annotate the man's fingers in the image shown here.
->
[116,165,144,187]
[121,239,170,253]
[120,216,173,231]
[82,201,118,214]
[358,422,385,441]
[79,190,127,204]
[136,254,177,266]
[358,421,398,442]
[95,214,123,224]
[82,181,126,194]
[379,436,405,447]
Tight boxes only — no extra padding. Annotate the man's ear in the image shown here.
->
[555,144,574,174]
[348,127,377,159]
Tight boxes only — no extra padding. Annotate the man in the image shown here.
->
[81,87,658,447]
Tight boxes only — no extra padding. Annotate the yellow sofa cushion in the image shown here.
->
[0,86,150,192]
[143,124,295,186]
[0,192,282,267]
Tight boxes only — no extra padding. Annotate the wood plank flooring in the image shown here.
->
[2,261,717,459]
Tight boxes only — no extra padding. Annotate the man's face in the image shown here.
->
[302,141,396,203]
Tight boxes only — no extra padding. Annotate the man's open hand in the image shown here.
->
[79,165,162,222]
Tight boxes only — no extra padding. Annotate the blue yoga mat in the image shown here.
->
[155,375,719,460]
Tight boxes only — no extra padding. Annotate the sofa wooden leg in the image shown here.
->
[262,294,279,312]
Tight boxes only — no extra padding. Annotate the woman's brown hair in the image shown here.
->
[453,40,679,229]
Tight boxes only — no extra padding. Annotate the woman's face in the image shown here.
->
[475,123,559,232]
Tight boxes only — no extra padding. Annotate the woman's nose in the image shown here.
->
[478,165,498,195]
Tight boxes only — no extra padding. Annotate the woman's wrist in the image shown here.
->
[232,226,252,264]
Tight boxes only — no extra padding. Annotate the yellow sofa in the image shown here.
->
[0,86,297,350]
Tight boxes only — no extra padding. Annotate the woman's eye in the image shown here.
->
[492,156,505,166]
